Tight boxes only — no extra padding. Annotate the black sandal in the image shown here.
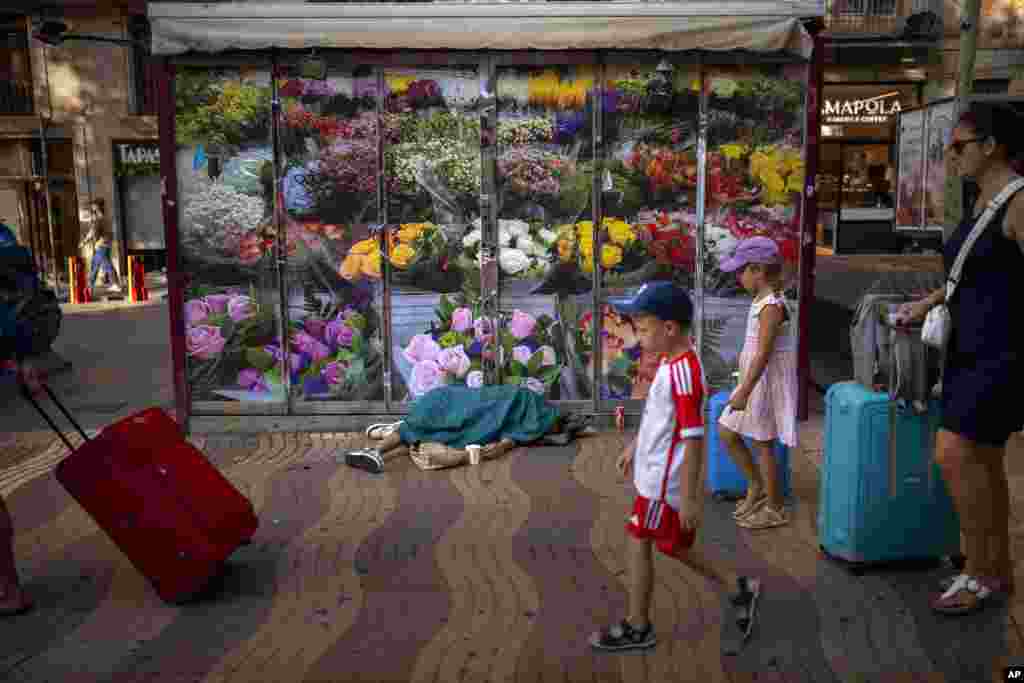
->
[589,619,657,651]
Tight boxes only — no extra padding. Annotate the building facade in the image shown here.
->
[818,0,1024,254]
[0,2,159,294]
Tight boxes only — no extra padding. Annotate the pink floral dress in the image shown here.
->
[718,292,799,448]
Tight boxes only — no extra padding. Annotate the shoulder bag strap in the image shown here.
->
[946,177,1024,302]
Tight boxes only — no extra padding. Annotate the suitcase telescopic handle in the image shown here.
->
[20,384,91,451]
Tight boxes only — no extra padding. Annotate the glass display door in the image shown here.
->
[171,54,808,418]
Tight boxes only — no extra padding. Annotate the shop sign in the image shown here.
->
[115,143,161,177]
[822,92,903,124]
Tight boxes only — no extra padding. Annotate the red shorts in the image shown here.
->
[626,496,697,556]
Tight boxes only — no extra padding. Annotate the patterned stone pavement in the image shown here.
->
[2,423,1024,682]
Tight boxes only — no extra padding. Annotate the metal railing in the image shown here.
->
[824,0,942,38]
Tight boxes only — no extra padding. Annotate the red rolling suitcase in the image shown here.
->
[23,385,258,604]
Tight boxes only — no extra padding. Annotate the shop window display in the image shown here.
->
[169,57,809,414]
[700,65,805,391]
[590,60,701,402]
[275,63,385,406]
[350,67,485,402]
[174,67,287,405]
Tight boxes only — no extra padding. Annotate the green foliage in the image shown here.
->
[176,71,270,149]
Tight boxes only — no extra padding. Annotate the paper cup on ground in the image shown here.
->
[467,444,482,465]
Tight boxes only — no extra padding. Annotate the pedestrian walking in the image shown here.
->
[896,103,1024,615]
[589,282,761,652]
[80,199,121,294]
[716,237,799,530]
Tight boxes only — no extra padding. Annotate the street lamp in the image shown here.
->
[33,20,144,48]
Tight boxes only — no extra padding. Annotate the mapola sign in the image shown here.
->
[823,91,903,124]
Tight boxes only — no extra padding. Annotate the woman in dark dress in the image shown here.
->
[900,103,1024,614]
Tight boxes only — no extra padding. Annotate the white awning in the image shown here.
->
[149,1,822,58]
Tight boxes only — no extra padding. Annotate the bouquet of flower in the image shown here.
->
[623,144,698,197]
[706,150,759,206]
[338,236,383,283]
[575,304,642,400]
[526,68,595,110]
[403,295,564,399]
[747,144,805,207]
[387,140,481,198]
[459,218,558,279]
[298,138,378,224]
[184,285,280,400]
[406,79,445,109]
[552,217,645,276]
[498,147,574,198]
[498,117,555,147]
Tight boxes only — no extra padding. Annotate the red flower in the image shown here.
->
[778,237,799,264]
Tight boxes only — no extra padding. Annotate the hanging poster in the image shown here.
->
[895,109,925,230]
[923,100,955,232]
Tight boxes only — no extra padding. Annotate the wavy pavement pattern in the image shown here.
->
[201,432,396,683]
[304,442,464,683]
[573,434,728,683]
[410,451,539,683]
[8,433,321,682]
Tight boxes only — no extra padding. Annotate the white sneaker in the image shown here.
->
[109,284,122,292]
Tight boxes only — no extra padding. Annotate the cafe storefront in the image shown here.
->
[817,82,927,254]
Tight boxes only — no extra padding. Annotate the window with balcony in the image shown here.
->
[0,16,33,115]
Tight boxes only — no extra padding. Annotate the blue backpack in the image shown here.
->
[0,224,62,359]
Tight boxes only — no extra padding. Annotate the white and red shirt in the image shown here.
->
[633,350,705,511]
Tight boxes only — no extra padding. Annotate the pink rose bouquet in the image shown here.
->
[403,294,563,399]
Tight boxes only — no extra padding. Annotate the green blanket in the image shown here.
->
[399,385,560,449]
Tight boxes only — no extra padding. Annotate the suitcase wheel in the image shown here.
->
[949,553,966,571]
[819,545,866,576]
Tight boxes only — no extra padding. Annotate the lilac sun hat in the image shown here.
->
[718,236,782,273]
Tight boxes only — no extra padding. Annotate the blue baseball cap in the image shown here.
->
[614,282,693,326]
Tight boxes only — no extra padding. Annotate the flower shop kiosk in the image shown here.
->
[149,0,823,433]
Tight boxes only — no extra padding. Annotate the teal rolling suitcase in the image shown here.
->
[705,389,791,501]
[818,381,960,568]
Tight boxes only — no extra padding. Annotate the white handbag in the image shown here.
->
[922,177,1024,349]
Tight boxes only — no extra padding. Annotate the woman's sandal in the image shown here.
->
[931,574,1008,615]
[938,573,1015,596]
[732,494,767,520]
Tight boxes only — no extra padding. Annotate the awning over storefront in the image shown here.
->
[148,1,822,58]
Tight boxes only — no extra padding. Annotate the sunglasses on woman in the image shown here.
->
[948,138,983,155]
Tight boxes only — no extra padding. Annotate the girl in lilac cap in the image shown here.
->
[716,237,798,530]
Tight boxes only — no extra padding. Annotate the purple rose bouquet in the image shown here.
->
[402,294,563,400]
[183,284,278,399]
[241,295,383,401]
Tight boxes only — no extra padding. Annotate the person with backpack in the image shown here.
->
[0,220,62,616]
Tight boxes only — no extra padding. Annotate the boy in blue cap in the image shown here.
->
[589,281,761,651]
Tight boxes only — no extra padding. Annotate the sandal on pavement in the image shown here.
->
[732,494,767,520]
[938,573,1015,595]
[344,449,384,474]
[932,574,1007,615]
[365,422,402,440]
[730,576,762,637]
[736,504,788,530]
[589,619,657,651]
